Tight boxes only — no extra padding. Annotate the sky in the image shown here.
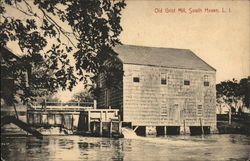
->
[62,0,250,101]
[119,0,249,82]
[4,0,250,102]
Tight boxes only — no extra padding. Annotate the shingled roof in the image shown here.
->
[114,45,216,71]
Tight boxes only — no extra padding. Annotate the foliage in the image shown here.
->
[0,0,126,104]
[238,78,249,108]
[216,77,250,112]
[71,89,94,102]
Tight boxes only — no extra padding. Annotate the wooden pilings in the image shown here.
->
[88,111,90,131]
[183,120,186,135]
[118,121,122,134]
[99,111,103,136]
[200,118,204,135]
[164,126,167,135]
[109,120,113,137]
[77,109,120,137]
[88,120,122,137]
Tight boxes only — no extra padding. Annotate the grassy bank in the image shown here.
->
[217,114,250,135]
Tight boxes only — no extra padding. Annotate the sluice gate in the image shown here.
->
[27,102,94,133]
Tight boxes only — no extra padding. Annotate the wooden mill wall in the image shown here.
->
[122,64,216,127]
[96,64,123,113]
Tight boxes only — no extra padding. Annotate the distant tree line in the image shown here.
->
[69,89,94,103]
[216,77,250,115]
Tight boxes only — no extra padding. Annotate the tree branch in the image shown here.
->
[39,8,76,48]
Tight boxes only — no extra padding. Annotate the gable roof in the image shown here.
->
[114,45,216,71]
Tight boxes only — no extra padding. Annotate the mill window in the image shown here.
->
[184,80,190,85]
[204,75,209,86]
[133,77,140,82]
[204,82,209,86]
[161,73,167,85]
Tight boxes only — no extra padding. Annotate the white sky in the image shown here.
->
[119,0,249,82]
[5,0,250,102]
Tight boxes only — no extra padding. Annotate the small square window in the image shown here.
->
[161,73,167,85]
[204,82,209,86]
[161,79,167,85]
[184,80,190,85]
[133,77,140,82]
[204,75,209,86]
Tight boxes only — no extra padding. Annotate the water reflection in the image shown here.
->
[1,134,250,161]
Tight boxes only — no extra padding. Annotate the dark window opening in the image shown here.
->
[166,126,180,135]
[204,81,209,86]
[161,73,167,85]
[161,79,167,85]
[133,77,140,82]
[184,80,190,85]
[204,75,209,86]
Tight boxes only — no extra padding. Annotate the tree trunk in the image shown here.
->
[1,116,43,139]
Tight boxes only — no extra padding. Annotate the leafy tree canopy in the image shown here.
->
[0,0,126,104]
[70,89,94,102]
[216,77,250,109]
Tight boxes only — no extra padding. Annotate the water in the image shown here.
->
[1,134,250,161]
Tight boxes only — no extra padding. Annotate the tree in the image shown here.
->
[216,77,249,124]
[238,77,250,109]
[216,79,239,108]
[216,79,238,124]
[71,90,94,102]
[0,0,126,104]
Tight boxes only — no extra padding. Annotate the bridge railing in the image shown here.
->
[43,102,94,107]
[29,101,96,111]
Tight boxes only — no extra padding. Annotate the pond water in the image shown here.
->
[1,134,250,161]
